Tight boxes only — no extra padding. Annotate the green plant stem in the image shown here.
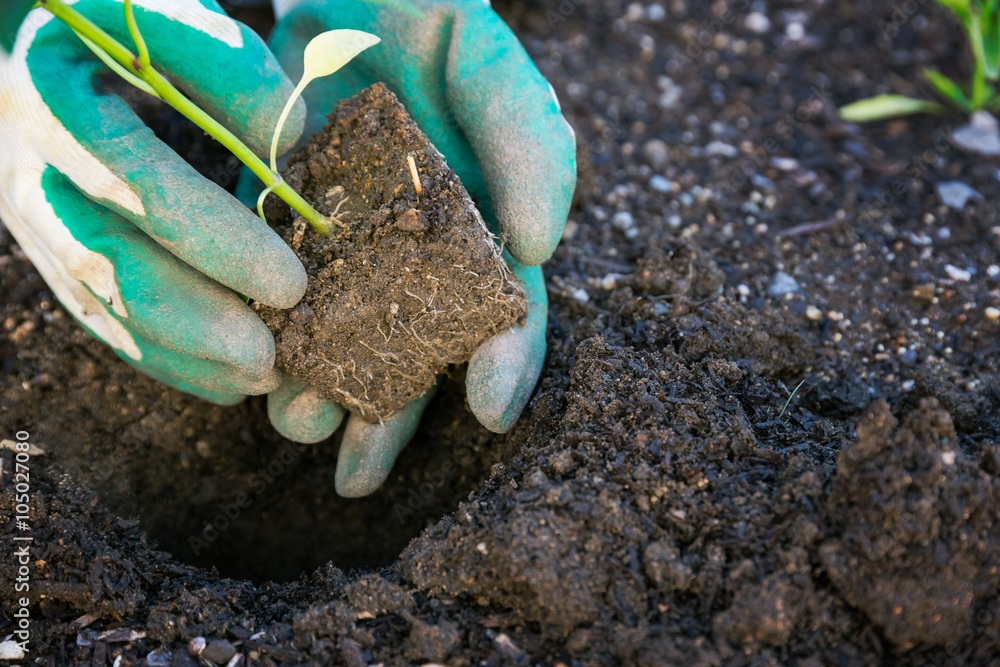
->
[38,0,333,236]
[123,0,150,70]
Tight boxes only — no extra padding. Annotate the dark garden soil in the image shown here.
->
[3,0,1000,664]
[255,83,526,421]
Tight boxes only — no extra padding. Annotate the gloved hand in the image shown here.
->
[0,0,309,403]
[244,0,576,496]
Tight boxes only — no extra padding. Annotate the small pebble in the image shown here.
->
[0,641,25,660]
[649,175,674,193]
[902,379,916,391]
[657,76,682,109]
[744,11,771,33]
[288,302,315,324]
[986,307,1000,321]
[646,3,666,20]
[912,284,936,301]
[936,181,983,210]
[767,271,800,296]
[641,139,670,169]
[941,450,957,465]
[189,637,206,656]
[562,220,579,240]
[571,288,590,304]
[146,650,171,667]
[771,157,800,171]
[805,305,822,321]
[952,111,1000,156]
[612,211,635,231]
[202,639,237,664]
[195,440,211,458]
[705,140,738,157]
[667,214,682,228]
[493,634,527,661]
[600,273,623,290]
[395,208,429,232]
[987,264,1000,278]
[944,264,972,282]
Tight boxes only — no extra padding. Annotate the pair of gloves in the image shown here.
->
[0,0,575,496]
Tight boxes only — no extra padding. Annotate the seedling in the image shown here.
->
[30,0,380,236]
[840,0,1000,122]
[778,378,807,423]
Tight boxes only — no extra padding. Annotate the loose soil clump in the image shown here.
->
[254,83,526,421]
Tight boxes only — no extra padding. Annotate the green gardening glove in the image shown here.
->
[243,0,576,496]
[0,1,308,403]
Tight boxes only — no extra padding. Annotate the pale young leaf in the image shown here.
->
[269,29,381,173]
[302,29,381,82]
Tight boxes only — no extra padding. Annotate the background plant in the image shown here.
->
[841,0,1000,122]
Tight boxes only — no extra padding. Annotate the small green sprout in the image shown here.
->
[34,0,379,236]
[778,378,808,423]
[841,0,1000,122]
[259,29,381,226]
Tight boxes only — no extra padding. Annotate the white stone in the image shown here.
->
[944,264,972,282]
[650,175,674,193]
[647,3,666,20]
[744,12,771,33]
[767,271,800,296]
[705,141,738,157]
[952,111,1000,156]
[612,211,635,230]
[936,181,983,210]
[771,157,800,171]
[0,641,25,660]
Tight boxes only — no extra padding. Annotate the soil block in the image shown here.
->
[255,83,527,422]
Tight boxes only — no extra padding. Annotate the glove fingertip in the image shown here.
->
[335,387,438,497]
[335,415,414,498]
[268,377,345,443]
[249,245,308,310]
[507,226,563,268]
[466,327,544,433]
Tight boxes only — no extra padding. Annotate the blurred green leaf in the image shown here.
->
[983,0,1000,79]
[938,0,973,24]
[1,1,37,53]
[925,67,975,109]
[839,95,944,122]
